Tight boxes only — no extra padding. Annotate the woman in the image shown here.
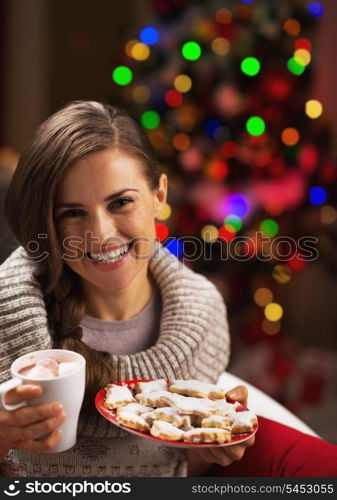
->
[0,101,336,477]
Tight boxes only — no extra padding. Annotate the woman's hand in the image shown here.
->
[0,384,66,459]
[186,385,255,476]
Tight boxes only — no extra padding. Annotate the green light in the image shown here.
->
[287,57,305,75]
[241,57,261,76]
[140,110,160,129]
[181,41,202,61]
[246,116,265,136]
[260,219,279,237]
[112,66,133,86]
[224,214,242,232]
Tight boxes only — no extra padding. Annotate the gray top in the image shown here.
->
[80,286,162,355]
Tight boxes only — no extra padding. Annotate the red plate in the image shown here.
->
[95,379,258,448]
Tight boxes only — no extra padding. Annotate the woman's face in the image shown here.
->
[53,148,167,293]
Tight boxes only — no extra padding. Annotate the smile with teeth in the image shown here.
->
[88,243,130,263]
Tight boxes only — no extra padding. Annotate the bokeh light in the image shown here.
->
[294,38,312,52]
[281,127,300,146]
[321,205,337,225]
[165,89,183,107]
[264,302,283,322]
[246,116,266,136]
[125,40,138,57]
[181,41,202,61]
[112,66,133,86]
[218,226,236,242]
[307,2,324,18]
[262,319,281,335]
[272,264,292,284]
[283,19,301,36]
[140,26,159,45]
[215,8,232,25]
[164,238,184,257]
[174,74,192,93]
[140,110,160,129]
[131,42,150,61]
[294,48,311,66]
[131,85,151,104]
[226,194,249,217]
[224,214,242,233]
[158,203,172,221]
[155,223,169,242]
[241,57,261,76]
[172,133,191,151]
[260,219,279,237]
[310,186,327,205]
[211,38,230,56]
[201,225,219,242]
[254,287,273,307]
[287,57,305,75]
[305,99,323,118]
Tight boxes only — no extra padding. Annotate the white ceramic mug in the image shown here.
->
[0,349,86,453]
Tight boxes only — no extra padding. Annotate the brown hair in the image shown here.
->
[4,100,167,411]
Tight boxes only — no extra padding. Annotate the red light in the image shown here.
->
[221,141,238,158]
[207,160,229,180]
[155,223,169,242]
[287,255,306,272]
[218,226,236,242]
[294,38,312,52]
[165,89,183,107]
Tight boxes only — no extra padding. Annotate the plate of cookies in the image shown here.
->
[95,379,258,448]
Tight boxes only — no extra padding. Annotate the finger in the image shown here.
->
[225,385,248,406]
[16,429,63,453]
[3,384,42,405]
[0,401,64,427]
[3,412,66,442]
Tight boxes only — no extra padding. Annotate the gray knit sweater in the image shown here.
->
[0,243,230,477]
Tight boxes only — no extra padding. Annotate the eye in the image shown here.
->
[109,198,134,210]
[56,209,84,220]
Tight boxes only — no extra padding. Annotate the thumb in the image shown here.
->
[225,385,248,406]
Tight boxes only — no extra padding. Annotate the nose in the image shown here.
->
[88,211,118,247]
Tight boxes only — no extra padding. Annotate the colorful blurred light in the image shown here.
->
[226,194,249,217]
[211,38,230,56]
[131,85,151,104]
[262,319,281,335]
[155,222,169,242]
[281,127,300,146]
[254,288,273,307]
[305,99,323,118]
[287,57,305,75]
[260,219,279,237]
[310,186,327,205]
[222,141,238,158]
[307,2,324,18]
[158,203,172,221]
[112,66,133,86]
[215,8,232,25]
[207,159,228,180]
[294,48,311,66]
[174,74,192,93]
[264,303,283,322]
[201,225,219,242]
[165,89,183,107]
[164,238,183,257]
[294,38,312,52]
[205,119,225,139]
[181,41,201,61]
[218,226,236,242]
[140,26,159,45]
[172,133,190,151]
[131,42,150,61]
[287,255,306,272]
[246,116,266,136]
[283,19,301,36]
[125,39,138,57]
[241,57,261,76]
[272,264,292,284]
[224,214,242,233]
[321,205,337,224]
[140,110,160,129]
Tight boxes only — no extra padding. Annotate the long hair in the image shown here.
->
[4,100,167,411]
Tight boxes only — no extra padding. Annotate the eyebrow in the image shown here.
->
[54,189,139,209]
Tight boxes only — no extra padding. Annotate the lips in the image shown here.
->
[86,242,131,261]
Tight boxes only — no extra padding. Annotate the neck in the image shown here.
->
[81,269,155,321]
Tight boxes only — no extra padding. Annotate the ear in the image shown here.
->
[153,173,168,218]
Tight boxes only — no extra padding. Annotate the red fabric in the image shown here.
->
[207,416,337,477]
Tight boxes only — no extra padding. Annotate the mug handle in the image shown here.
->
[0,378,26,411]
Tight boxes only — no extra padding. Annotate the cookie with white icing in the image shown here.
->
[116,411,150,433]
[104,384,136,409]
[135,390,173,407]
[116,402,153,415]
[134,379,169,394]
[201,414,232,428]
[184,427,231,444]
[230,410,258,434]
[161,393,219,417]
[169,379,226,399]
[150,420,185,441]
